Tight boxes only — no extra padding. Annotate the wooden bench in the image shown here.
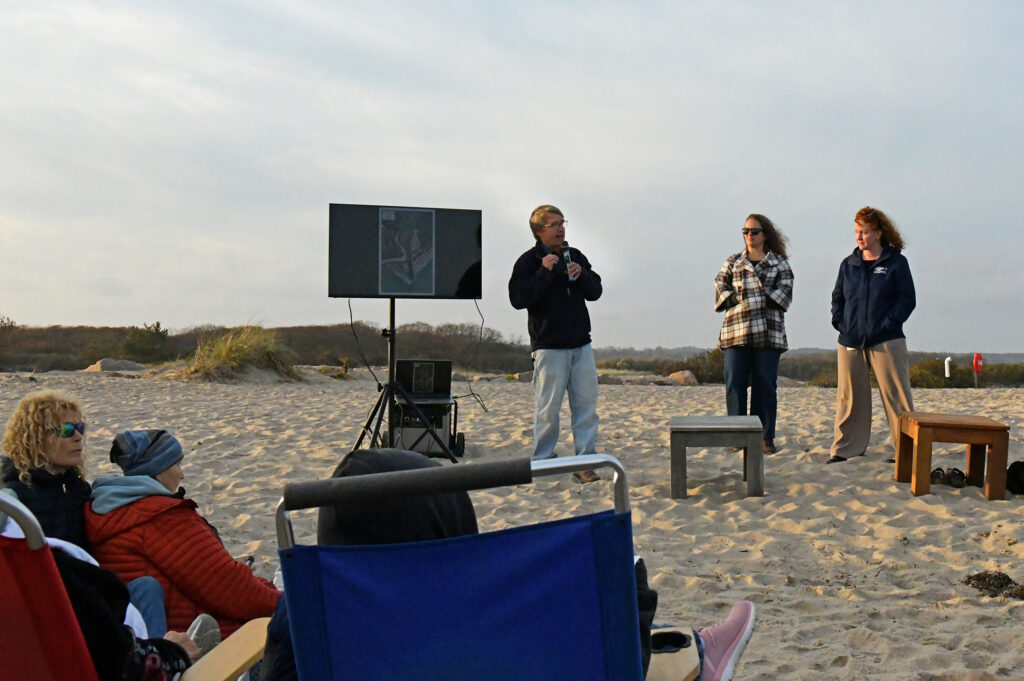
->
[894,412,1010,500]
[668,416,764,498]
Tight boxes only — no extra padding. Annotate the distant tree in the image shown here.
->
[0,315,15,330]
[593,345,704,361]
[666,348,725,384]
[908,358,959,388]
[906,357,1024,387]
[779,353,835,381]
[120,321,171,363]
[808,372,838,387]
[984,363,1024,386]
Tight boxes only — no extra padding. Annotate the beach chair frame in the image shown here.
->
[0,493,266,681]
[276,453,630,549]
[275,453,646,681]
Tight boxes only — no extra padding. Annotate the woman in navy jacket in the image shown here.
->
[827,207,916,464]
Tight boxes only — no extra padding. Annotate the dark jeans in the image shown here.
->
[722,346,782,440]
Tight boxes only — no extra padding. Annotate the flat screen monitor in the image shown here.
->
[394,359,453,398]
[328,203,482,299]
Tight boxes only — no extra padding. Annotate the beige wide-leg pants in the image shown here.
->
[831,338,914,458]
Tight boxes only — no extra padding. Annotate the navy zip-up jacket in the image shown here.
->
[831,246,916,349]
[508,240,602,351]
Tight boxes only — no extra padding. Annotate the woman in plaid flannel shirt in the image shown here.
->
[714,214,794,454]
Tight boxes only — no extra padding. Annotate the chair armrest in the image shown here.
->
[648,627,700,681]
[180,617,270,681]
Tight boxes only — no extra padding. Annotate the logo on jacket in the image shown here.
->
[872,266,887,275]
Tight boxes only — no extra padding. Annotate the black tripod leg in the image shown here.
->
[353,384,390,451]
[369,384,393,448]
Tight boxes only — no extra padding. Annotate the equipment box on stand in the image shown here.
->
[390,396,464,457]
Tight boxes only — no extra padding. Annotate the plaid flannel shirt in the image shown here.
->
[715,249,794,350]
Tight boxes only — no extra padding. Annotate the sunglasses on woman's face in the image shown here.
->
[742,228,763,236]
[53,422,86,438]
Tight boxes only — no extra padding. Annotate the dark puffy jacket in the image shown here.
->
[53,549,191,681]
[508,241,602,351]
[831,247,916,349]
[1,456,92,550]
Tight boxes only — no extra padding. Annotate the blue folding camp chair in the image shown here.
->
[275,454,656,681]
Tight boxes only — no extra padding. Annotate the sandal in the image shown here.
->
[930,467,947,485]
[572,469,600,484]
[947,467,967,488]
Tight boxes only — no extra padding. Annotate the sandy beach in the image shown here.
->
[2,369,1022,680]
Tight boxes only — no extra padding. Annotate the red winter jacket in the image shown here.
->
[84,493,279,637]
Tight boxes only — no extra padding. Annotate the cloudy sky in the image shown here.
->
[2,1,1021,353]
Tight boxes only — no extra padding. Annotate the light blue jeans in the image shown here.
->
[127,576,167,637]
[532,344,599,460]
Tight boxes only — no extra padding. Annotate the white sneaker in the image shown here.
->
[186,613,221,658]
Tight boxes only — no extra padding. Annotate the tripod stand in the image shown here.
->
[352,298,459,463]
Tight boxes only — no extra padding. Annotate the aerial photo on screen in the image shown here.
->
[379,207,435,295]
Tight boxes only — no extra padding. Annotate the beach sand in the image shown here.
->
[2,370,1022,679]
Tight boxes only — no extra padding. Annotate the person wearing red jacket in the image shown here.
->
[85,429,279,638]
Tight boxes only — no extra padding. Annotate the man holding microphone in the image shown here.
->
[508,204,603,482]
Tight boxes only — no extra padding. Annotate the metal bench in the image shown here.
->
[668,416,765,498]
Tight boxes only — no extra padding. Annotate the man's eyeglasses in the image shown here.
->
[53,422,86,438]
[544,220,567,229]
[742,228,762,236]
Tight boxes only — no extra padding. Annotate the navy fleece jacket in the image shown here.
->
[508,240,602,351]
[831,246,916,349]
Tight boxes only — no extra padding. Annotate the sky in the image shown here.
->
[2,1,1022,353]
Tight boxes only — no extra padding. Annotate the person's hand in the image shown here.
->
[541,253,560,271]
[164,631,201,662]
[567,262,582,280]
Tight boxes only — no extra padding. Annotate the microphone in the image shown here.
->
[560,241,574,281]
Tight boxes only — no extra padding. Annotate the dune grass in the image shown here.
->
[184,326,302,381]
[316,364,349,379]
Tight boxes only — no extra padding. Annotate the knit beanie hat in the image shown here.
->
[110,430,184,477]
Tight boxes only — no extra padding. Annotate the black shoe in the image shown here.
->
[826,455,847,464]
[930,467,947,485]
[762,438,776,454]
[947,467,967,488]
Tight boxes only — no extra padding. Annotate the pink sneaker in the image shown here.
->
[695,601,755,681]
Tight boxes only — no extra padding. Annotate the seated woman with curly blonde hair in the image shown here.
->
[1,390,92,548]
[1,389,173,639]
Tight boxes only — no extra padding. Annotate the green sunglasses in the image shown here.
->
[53,422,87,438]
